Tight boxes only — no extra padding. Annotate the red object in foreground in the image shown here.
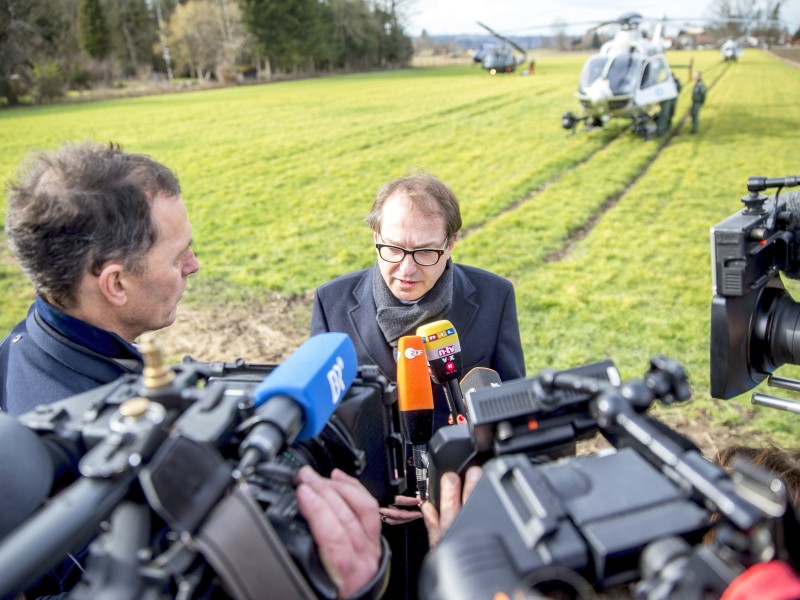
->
[721,561,800,600]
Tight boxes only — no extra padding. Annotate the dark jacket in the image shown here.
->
[311,262,525,600]
[692,79,707,105]
[0,299,142,416]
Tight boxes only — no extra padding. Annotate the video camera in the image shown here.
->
[710,175,800,399]
[0,335,404,600]
[420,356,800,600]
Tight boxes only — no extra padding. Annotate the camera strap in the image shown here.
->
[194,483,318,600]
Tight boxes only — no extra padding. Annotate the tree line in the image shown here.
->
[0,0,415,106]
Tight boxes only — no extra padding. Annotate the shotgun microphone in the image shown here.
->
[397,335,435,500]
[416,320,467,424]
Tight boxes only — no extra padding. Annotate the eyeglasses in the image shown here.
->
[375,237,449,266]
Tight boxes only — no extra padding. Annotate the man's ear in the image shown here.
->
[96,263,128,307]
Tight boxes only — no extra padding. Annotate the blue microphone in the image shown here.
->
[237,332,358,472]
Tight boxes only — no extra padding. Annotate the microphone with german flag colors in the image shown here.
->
[416,319,467,424]
[397,335,435,501]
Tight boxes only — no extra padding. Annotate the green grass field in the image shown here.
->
[2,49,800,444]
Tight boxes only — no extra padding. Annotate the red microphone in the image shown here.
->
[397,335,435,501]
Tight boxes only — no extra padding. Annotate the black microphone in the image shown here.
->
[460,367,503,414]
[0,413,55,539]
[416,320,467,424]
[747,175,800,193]
[0,451,137,599]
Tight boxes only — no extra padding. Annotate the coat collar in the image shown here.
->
[347,265,479,380]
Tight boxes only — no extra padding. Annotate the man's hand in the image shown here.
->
[295,466,382,599]
[379,495,423,525]
[421,465,483,548]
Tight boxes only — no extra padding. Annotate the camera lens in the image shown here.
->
[757,288,800,372]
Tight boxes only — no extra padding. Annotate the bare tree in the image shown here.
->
[167,0,249,81]
[709,0,785,41]
[153,0,174,81]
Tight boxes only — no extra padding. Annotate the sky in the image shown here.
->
[405,0,800,37]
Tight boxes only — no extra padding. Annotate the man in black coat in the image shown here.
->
[311,172,526,599]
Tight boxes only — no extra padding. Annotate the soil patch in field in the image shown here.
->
[156,293,314,365]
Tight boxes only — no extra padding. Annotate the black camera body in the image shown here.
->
[420,357,799,600]
[426,360,621,511]
[0,357,404,600]
[710,175,800,399]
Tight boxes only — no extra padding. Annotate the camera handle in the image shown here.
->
[751,374,800,414]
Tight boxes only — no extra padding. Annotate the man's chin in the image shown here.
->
[391,285,424,302]
[155,309,178,331]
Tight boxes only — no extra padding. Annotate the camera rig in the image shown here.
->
[0,338,404,600]
[420,356,800,600]
[710,174,800,400]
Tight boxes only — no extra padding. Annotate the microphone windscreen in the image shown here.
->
[397,336,434,412]
[416,319,462,382]
[253,332,357,440]
[0,414,54,538]
[460,367,503,399]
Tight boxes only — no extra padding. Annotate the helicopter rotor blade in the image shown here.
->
[476,21,527,59]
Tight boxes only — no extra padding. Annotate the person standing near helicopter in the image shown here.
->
[691,71,707,134]
[655,71,680,138]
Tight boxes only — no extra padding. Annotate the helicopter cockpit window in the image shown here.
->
[579,55,608,92]
[641,57,669,89]
[606,54,638,95]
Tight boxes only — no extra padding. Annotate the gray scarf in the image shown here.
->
[372,259,454,348]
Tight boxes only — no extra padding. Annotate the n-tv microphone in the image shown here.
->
[397,335,435,501]
[237,332,358,473]
[416,319,467,424]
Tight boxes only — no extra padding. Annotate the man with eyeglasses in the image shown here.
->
[310,172,525,600]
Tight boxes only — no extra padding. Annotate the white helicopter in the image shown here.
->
[721,38,744,61]
[561,12,684,138]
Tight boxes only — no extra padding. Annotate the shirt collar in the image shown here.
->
[35,296,142,360]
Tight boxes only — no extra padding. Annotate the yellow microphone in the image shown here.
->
[416,319,467,424]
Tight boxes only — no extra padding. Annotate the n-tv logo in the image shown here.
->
[326,356,346,406]
[437,345,455,358]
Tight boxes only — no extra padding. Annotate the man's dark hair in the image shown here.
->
[365,172,462,239]
[5,141,181,308]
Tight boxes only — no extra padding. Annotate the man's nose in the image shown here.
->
[185,250,200,276]
[397,252,417,274]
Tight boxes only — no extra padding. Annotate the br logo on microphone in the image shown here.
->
[326,356,347,406]
[404,347,424,360]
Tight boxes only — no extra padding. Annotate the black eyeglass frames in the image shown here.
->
[375,237,448,266]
